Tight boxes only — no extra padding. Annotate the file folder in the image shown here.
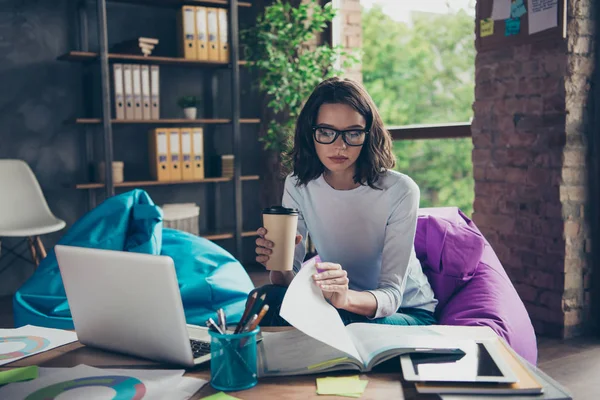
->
[169,128,183,181]
[132,64,143,120]
[112,63,125,120]
[180,127,194,180]
[150,65,160,120]
[178,5,197,59]
[149,128,170,181]
[206,8,219,61]
[141,65,151,120]
[123,64,134,120]
[217,8,229,63]
[191,127,205,180]
[195,6,209,61]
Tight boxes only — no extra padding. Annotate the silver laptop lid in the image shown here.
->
[55,245,195,367]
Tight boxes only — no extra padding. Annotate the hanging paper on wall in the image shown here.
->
[505,18,521,36]
[491,0,512,20]
[480,19,495,37]
[511,0,527,18]
[528,0,558,34]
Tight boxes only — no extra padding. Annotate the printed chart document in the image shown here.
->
[0,364,208,400]
[528,0,558,34]
[0,325,78,366]
[264,258,468,377]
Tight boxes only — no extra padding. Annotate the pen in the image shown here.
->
[206,318,224,335]
[239,305,269,347]
[217,308,227,333]
[240,314,258,333]
[235,292,257,334]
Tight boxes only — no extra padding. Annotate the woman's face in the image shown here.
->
[313,103,366,175]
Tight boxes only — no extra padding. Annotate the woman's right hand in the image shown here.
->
[255,227,302,268]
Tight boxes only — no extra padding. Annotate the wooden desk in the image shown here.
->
[0,330,433,399]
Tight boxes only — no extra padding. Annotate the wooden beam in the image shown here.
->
[388,122,472,141]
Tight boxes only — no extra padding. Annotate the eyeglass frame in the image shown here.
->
[311,126,370,147]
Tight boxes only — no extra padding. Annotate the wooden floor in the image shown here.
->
[1,270,599,399]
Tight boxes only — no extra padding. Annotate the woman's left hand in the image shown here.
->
[313,262,349,309]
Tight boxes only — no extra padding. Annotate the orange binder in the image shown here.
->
[191,127,205,180]
[195,6,209,61]
[180,127,194,180]
[217,8,229,63]
[206,8,219,61]
[168,128,183,181]
[148,128,170,181]
[178,5,197,59]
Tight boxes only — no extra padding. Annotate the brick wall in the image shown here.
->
[337,0,362,82]
[472,0,595,338]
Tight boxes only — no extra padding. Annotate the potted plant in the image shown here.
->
[242,0,358,204]
[178,96,198,120]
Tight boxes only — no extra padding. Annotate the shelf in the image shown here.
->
[202,230,258,241]
[70,118,260,125]
[107,0,252,8]
[75,175,260,189]
[58,51,248,67]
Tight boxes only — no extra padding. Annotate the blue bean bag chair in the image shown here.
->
[13,189,254,329]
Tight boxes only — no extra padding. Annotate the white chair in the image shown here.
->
[0,159,66,268]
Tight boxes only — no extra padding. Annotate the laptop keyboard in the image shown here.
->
[190,339,211,358]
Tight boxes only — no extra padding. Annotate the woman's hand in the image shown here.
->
[313,262,349,309]
[255,227,302,268]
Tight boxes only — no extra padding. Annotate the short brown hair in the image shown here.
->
[289,77,396,188]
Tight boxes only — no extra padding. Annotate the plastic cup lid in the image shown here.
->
[262,206,299,215]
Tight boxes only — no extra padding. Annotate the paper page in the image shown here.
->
[528,0,558,34]
[346,323,466,367]
[280,258,362,362]
[257,328,358,377]
[0,325,78,366]
[491,0,511,20]
[0,364,190,399]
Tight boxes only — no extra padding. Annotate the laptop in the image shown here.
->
[55,244,212,367]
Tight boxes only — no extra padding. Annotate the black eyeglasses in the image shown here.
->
[312,126,369,147]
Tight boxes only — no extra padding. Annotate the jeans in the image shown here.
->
[246,284,436,327]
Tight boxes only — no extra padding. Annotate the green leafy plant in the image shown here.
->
[242,0,359,155]
[177,95,197,109]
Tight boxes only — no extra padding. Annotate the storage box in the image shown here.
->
[161,203,200,236]
[96,161,125,183]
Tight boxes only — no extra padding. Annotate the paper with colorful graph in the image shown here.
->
[0,364,208,399]
[0,325,78,366]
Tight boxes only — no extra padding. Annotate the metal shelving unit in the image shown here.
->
[60,0,257,258]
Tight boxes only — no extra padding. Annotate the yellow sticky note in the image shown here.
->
[316,375,368,397]
[480,18,494,37]
[0,366,38,385]
[201,392,241,400]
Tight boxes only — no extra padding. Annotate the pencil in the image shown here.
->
[251,304,269,330]
[235,292,257,334]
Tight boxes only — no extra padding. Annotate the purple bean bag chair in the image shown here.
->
[415,207,537,365]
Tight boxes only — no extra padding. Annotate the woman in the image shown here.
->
[253,77,437,326]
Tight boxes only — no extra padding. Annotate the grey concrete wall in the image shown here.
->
[0,0,262,296]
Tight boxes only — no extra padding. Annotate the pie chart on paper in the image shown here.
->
[0,336,51,360]
[23,375,147,400]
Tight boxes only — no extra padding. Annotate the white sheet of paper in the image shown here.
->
[491,0,511,20]
[279,258,361,362]
[528,0,558,34]
[0,364,206,400]
[0,325,78,366]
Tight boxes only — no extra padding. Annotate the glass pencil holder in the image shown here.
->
[209,327,260,391]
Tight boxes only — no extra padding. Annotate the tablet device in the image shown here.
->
[400,339,517,384]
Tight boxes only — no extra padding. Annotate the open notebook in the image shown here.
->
[256,257,467,377]
[257,323,467,377]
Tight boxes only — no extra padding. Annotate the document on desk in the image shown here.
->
[0,364,208,400]
[280,258,361,361]
[0,325,78,366]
